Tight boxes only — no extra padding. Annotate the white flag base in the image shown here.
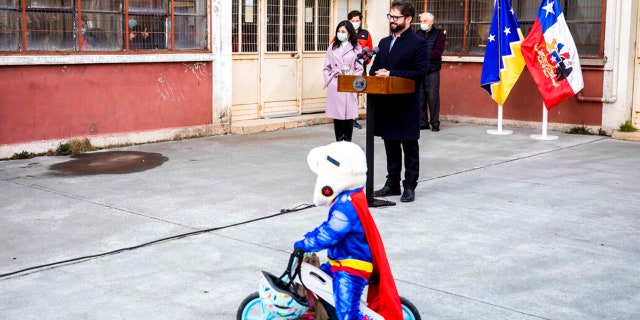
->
[486,104,513,135]
[530,134,559,140]
[530,103,558,141]
[487,129,513,135]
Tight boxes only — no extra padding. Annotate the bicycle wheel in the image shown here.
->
[237,292,274,320]
[400,296,421,320]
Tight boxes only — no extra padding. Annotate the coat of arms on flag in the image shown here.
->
[533,39,575,85]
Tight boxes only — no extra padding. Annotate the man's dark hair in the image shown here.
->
[391,0,416,19]
[347,10,362,20]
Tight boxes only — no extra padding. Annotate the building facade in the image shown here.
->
[1,0,639,158]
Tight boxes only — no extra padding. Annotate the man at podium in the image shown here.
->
[369,0,429,203]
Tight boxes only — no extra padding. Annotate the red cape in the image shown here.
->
[351,190,402,320]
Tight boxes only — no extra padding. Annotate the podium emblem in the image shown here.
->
[352,77,367,92]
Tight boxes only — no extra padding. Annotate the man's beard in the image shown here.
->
[389,21,405,33]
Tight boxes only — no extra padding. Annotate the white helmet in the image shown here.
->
[307,141,367,206]
[258,271,309,319]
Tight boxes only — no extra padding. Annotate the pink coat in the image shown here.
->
[323,42,363,120]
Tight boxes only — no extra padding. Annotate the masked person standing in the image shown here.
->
[417,12,446,131]
[323,20,364,142]
[369,0,429,202]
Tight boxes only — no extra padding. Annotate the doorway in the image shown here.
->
[231,0,330,120]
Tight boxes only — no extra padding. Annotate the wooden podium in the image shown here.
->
[337,75,414,95]
[338,75,415,207]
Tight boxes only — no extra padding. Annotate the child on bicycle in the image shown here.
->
[293,141,402,320]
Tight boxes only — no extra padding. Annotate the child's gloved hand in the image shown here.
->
[303,253,321,268]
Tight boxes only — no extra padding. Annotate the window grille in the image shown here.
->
[413,0,603,58]
[0,0,209,53]
[232,0,258,53]
[233,0,328,54]
[304,0,329,52]
[266,0,296,52]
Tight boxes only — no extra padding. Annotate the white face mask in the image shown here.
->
[420,23,431,31]
[337,33,348,42]
[351,22,361,30]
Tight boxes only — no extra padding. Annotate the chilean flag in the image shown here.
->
[521,0,584,110]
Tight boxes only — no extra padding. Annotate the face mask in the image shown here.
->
[420,23,431,31]
[337,33,348,42]
[351,22,360,30]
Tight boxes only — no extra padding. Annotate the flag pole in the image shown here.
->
[487,104,513,135]
[530,103,558,140]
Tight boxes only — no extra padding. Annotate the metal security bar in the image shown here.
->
[304,0,329,52]
[413,0,603,57]
[266,0,296,52]
[0,0,209,53]
[232,0,258,52]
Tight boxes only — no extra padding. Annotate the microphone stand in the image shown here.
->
[359,53,395,207]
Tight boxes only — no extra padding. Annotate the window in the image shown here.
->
[232,0,258,52]
[232,0,329,54]
[413,0,603,58]
[304,0,329,52]
[0,0,209,53]
[265,0,297,52]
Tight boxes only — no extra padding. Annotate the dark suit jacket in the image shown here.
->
[369,28,429,140]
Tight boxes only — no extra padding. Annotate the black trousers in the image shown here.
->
[417,70,441,126]
[333,119,354,142]
[383,139,419,190]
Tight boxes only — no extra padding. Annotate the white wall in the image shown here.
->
[212,0,233,125]
[601,0,639,131]
[365,0,391,53]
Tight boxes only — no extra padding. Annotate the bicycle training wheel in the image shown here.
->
[400,296,422,320]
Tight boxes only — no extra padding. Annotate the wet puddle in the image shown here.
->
[49,151,168,176]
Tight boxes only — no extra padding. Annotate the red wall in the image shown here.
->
[0,62,213,145]
[440,62,603,126]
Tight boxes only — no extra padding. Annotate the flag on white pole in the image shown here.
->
[521,0,584,109]
[480,0,526,106]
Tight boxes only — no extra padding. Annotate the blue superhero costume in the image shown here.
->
[294,188,402,320]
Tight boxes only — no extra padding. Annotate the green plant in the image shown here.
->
[619,121,638,132]
[12,150,34,159]
[567,125,595,135]
[56,142,72,155]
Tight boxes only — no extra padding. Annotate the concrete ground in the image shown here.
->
[1,122,639,320]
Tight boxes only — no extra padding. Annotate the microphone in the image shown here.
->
[356,47,370,60]
[370,46,379,56]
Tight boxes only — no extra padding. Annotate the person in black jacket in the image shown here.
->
[369,0,429,202]
[417,12,446,131]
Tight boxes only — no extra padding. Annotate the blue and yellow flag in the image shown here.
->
[480,0,526,106]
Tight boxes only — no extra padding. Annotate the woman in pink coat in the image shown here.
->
[323,20,364,142]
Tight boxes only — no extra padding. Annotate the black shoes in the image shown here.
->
[420,123,430,130]
[431,123,440,132]
[372,185,415,202]
[372,185,401,197]
[400,188,415,202]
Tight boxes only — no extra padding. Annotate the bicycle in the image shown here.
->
[237,251,421,320]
